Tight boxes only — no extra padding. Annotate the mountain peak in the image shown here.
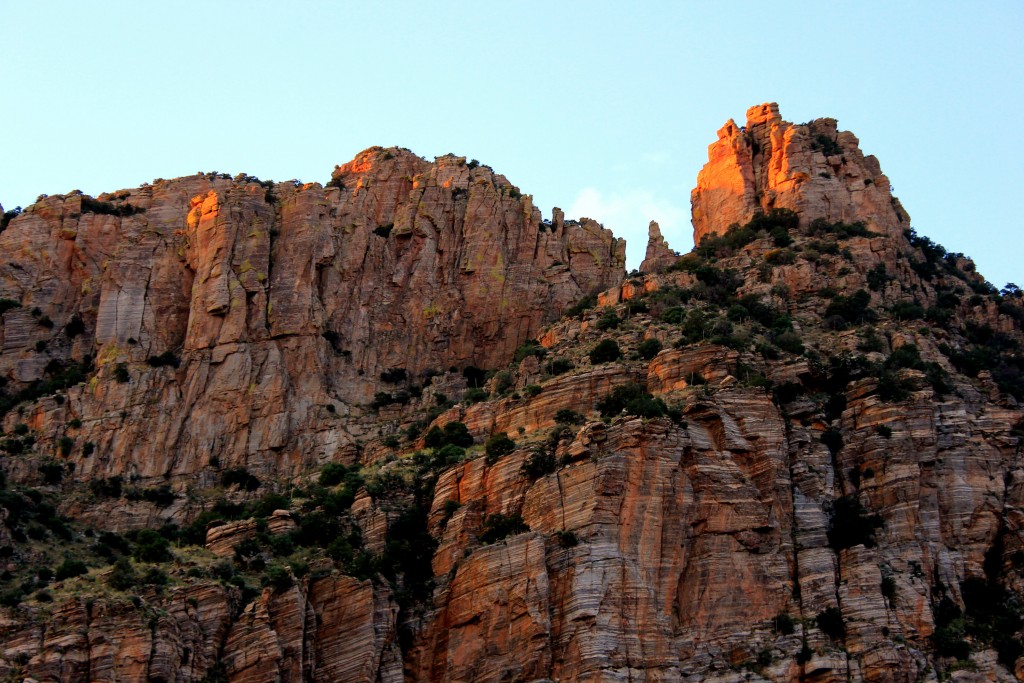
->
[691,103,909,245]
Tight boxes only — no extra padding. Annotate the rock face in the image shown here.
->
[0,150,625,489]
[640,220,679,273]
[0,578,402,683]
[2,108,1024,683]
[691,102,909,244]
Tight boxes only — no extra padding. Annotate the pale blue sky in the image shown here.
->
[1,2,1021,287]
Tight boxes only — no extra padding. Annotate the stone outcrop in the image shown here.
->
[691,102,909,244]
[639,220,678,273]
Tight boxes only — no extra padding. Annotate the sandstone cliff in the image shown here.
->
[1,106,1022,683]
[691,102,910,244]
[0,149,624,497]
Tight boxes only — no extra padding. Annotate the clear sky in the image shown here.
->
[1,2,1021,288]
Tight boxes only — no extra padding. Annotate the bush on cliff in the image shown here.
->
[479,513,529,544]
[827,495,883,550]
[596,383,666,419]
[589,339,622,364]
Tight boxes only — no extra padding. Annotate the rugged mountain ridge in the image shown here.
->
[0,150,623,500]
[0,104,1022,683]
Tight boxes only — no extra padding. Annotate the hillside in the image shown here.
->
[0,103,1022,682]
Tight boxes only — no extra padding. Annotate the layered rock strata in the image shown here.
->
[1,106,1022,683]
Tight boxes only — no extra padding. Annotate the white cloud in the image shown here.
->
[567,187,692,270]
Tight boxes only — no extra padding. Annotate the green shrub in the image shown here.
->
[595,309,621,331]
[492,370,513,394]
[373,223,393,238]
[484,433,515,463]
[423,426,446,449]
[773,612,796,635]
[64,314,85,337]
[479,513,529,544]
[555,530,579,547]
[809,134,842,157]
[319,463,348,487]
[554,409,585,425]
[140,567,168,586]
[660,306,687,324]
[890,301,925,321]
[521,450,557,479]
[564,293,597,318]
[636,338,662,360]
[124,485,176,507]
[425,421,474,449]
[371,390,411,409]
[38,461,65,485]
[432,443,465,468]
[513,340,546,364]
[961,574,1024,668]
[107,558,137,590]
[857,330,885,353]
[820,429,844,455]
[523,384,542,398]
[881,576,897,606]
[97,530,131,554]
[80,196,145,217]
[90,476,123,498]
[764,248,796,265]
[546,358,575,375]
[146,351,181,369]
[0,206,23,233]
[816,606,846,640]
[589,339,622,364]
[876,425,893,439]
[58,436,74,456]
[596,383,666,419]
[624,299,649,316]
[113,363,130,383]
[932,596,970,660]
[442,500,461,523]
[824,290,875,328]
[877,371,913,402]
[694,210,798,260]
[55,558,88,581]
[866,263,891,291]
[772,330,805,355]
[263,563,293,591]
[463,388,488,404]
[827,495,883,550]
[221,467,261,491]
[133,529,172,563]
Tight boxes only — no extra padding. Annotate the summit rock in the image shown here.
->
[691,102,909,245]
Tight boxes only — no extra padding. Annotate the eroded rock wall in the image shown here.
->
[0,150,625,490]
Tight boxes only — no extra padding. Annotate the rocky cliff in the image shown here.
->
[0,149,624,499]
[690,102,909,245]
[1,105,1022,683]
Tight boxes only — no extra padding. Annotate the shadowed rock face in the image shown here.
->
[0,149,624,486]
[691,102,910,245]
[2,109,1024,683]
